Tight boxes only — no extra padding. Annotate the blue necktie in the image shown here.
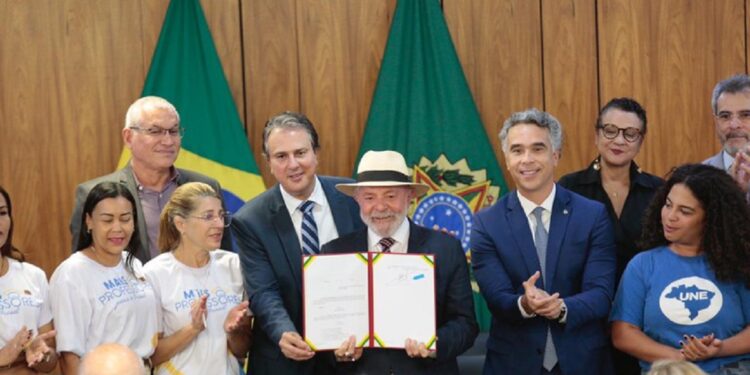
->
[299,201,319,255]
[532,207,558,371]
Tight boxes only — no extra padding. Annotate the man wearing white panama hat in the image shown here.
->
[322,150,478,375]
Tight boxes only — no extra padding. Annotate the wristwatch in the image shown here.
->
[556,303,567,323]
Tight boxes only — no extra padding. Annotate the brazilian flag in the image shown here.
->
[117,0,264,212]
[357,0,509,332]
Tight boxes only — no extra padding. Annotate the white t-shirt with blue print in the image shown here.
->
[49,252,159,358]
[610,246,750,372]
[143,250,245,375]
[0,259,52,346]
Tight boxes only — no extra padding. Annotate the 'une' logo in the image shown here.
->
[658,276,722,325]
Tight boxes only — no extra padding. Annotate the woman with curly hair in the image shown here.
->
[610,164,750,374]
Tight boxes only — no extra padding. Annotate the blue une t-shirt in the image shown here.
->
[610,246,750,372]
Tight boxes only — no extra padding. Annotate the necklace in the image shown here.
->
[601,179,627,198]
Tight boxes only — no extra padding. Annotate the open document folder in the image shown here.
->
[302,252,437,351]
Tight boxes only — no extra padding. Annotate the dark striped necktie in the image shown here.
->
[378,237,396,253]
[299,200,319,255]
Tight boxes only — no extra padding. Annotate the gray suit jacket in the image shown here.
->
[703,151,727,170]
[69,164,230,263]
[231,176,364,375]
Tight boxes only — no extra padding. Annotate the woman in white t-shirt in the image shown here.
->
[49,181,159,375]
[143,182,251,375]
[0,186,57,373]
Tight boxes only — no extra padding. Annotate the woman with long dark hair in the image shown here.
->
[0,186,57,373]
[49,181,158,374]
[611,164,750,374]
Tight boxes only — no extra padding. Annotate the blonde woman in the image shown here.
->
[143,182,250,374]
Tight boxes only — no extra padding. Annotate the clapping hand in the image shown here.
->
[224,301,252,334]
[0,327,31,366]
[521,271,563,319]
[730,147,750,193]
[190,295,208,332]
[25,330,56,367]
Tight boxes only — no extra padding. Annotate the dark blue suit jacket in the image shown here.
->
[471,186,616,375]
[231,176,363,375]
[321,221,478,375]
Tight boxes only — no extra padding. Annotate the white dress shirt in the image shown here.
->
[723,150,735,172]
[279,177,339,250]
[367,218,410,253]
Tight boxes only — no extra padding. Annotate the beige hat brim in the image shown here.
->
[336,181,430,197]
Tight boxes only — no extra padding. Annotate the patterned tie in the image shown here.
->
[378,237,395,253]
[299,201,319,255]
[532,207,558,371]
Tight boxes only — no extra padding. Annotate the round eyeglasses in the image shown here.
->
[597,123,642,143]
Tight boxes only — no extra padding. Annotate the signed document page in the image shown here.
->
[371,253,436,349]
[303,254,369,350]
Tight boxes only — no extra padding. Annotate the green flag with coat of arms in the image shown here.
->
[356,0,508,331]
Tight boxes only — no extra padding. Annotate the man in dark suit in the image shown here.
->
[322,150,478,375]
[471,108,617,375]
[231,112,364,375]
[69,96,229,263]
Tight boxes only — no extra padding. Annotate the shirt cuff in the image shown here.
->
[517,296,536,318]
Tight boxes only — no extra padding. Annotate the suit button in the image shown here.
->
[536,348,542,355]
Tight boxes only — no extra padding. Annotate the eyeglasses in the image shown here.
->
[188,212,232,227]
[129,126,185,138]
[715,111,750,125]
[597,123,642,143]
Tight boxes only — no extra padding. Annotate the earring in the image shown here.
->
[87,228,92,234]
[592,156,601,171]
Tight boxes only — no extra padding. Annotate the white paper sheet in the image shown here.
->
[371,253,436,349]
[303,254,370,350]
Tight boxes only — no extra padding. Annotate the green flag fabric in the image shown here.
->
[118,0,265,211]
[358,0,508,332]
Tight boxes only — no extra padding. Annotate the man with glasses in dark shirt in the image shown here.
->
[69,96,230,263]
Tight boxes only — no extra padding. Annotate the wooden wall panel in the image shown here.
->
[444,0,544,186]
[598,0,746,178]
[294,0,396,177]
[0,0,146,275]
[242,0,301,183]
[542,0,599,177]
[200,0,246,125]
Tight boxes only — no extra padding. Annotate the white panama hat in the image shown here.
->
[336,150,430,197]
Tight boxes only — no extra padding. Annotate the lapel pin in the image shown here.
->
[563,209,569,215]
